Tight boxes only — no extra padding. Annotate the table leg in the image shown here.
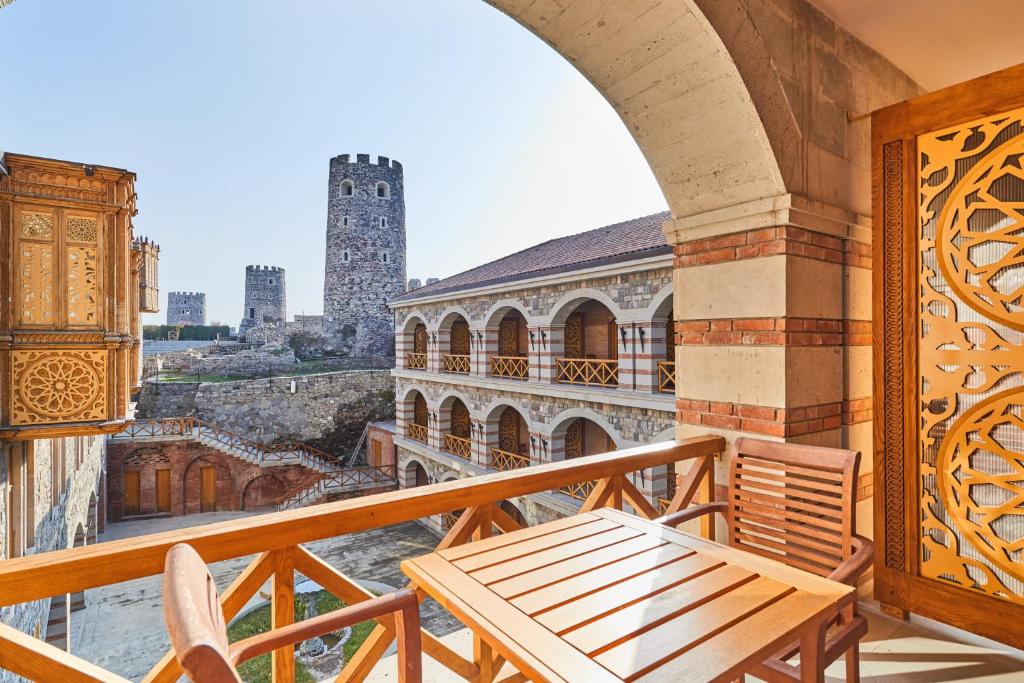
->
[475,635,495,683]
[798,620,827,683]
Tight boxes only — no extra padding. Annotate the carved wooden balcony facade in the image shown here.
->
[405,352,427,370]
[490,354,528,379]
[441,353,470,374]
[555,357,619,387]
[0,153,140,440]
[0,437,723,682]
[406,423,428,443]
[443,433,472,460]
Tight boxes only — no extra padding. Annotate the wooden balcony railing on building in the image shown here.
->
[441,510,461,531]
[490,355,528,379]
[561,479,597,501]
[441,354,470,374]
[0,435,721,683]
[556,358,618,387]
[277,465,398,511]
[490,447,530,472]
[443,433,472,460]
[405,352,427,370]
[406,423,428,443]
[658,360,676,393]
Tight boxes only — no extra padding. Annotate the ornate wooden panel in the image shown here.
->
[873,64,1024,647]
[450,400,470,439]
[498,408,521,453]
[10,350,107,425]
[564,313,583,358]
[413,394,428,427]
[565,419,582,460]
[498,317,518,356]
[450,320,470,355]
[18,241,55,326]
[413,323,428,354]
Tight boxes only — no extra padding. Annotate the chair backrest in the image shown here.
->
[162,543,241,682]
[727,438,860,577]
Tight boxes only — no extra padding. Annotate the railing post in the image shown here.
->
[272,549,295,682]
[700,455,716,541]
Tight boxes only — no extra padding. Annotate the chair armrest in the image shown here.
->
[654,501,727,528]
[229,588,420,665]
[828,535,874,587]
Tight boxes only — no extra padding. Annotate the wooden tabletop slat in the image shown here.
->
[631,590,830,683]
[509,544,697,616]
[593,576,796,679]
[403,553,621,683]
[489,534,669,599]
[563,565,763,655]
[470,527,644,585]
[439,512,601,562]
[452,518,620,572]
[534,553,725,634]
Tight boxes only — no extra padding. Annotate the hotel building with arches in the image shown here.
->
[387,212,680,529]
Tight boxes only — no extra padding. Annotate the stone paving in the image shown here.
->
[70,511,461,681]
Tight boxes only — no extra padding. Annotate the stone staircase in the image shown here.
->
[113,417,396,509]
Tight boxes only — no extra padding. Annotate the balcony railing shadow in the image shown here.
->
[0,436,723,683]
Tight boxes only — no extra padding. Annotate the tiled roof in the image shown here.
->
[393,211,671,303]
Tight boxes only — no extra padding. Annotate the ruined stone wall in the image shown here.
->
[166,291,206,326]
[150,345,300,377]
[323,154,405,357]
[105,439,315,521]
[239,265,286,334]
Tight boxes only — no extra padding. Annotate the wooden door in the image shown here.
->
[450,319,470,355]
[124,471,140,516]
[564,420,582,459]
[873,64,1024,648]
[450,400,470,439]
[200,467,216,512]
[498,317,518,356]
[372,440,382,467]
[155,469,171,513]
[413,323,427,354]
[498,408,521,453]
[564,314,583,358]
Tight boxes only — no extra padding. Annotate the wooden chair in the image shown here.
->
[162,543,422,682]
[656,437,874,682]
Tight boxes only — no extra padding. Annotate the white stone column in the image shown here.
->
[477,419,497,468]
[536,325,563,383]
[430,329,446,373]
[470,328,488,376]
[615,322,637,391]
[481,326,499,378]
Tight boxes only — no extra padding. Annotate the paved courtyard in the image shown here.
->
[70,511,461,680]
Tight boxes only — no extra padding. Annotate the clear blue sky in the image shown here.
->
[1,0,667,327]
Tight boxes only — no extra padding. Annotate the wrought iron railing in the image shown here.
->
[406,423,428,443]
[658,360,676,393]
[405,352,427,370]
[490,355,528,379]
[443,433,472,460]
[441,354,470,374]
[490,447,530,471]
[0,436,723,683]
[555,358,619,387]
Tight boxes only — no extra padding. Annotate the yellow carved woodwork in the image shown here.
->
[18,242,55,326]
[498,408,521,453]
[918,107,1024,606]
[565,419,582,460]
[450,400,470,439]
[498,317,518,355]
[67,246,98,326]
[564,313,583,358]
[11,350,107,425]
[450,319,470,355]
[21,211,53,238]
[413,323,427,354]
[66,216,97,242]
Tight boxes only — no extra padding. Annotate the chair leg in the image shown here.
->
[845,644,860,682]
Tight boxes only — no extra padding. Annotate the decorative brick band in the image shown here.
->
[845,239,872,270]
[676,398,843,437]
[843,397,873,425]
[674,318,871,346]
[674,227,844,266]
[856,472,872,501]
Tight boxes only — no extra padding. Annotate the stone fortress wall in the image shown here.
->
[323,154,406,358]
[239,265,286,335]
[166,291,206,326]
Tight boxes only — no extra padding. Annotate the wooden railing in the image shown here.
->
[405,352,427,370]
[555,358,618,387]
[406,423,428,443]
[490,355,528,379]
[114,416,195,438]
[278,465,397,510]
[490,447,530,471]
[658,360,676,393]
[443,433,472,460]
[441,354,470,374]
[0,436,722,683]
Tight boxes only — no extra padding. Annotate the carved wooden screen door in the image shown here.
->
[413,323,427,354]
[873,64,1024,647]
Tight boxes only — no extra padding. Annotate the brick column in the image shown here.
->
[470,328,488,376]
[428,408,445,452]
[430,330,447,373]
[535,325,562,382]
[395,328,411,369]
[476,419,497,468]
[664,197,874,533]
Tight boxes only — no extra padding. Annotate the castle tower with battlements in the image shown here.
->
[240,265,286,334]
[323,154,406,357]
[167,291,206,326]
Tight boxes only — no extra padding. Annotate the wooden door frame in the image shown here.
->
[872,62,1024,647]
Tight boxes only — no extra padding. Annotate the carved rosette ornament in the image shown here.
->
[11,350,107,425]
[918,108,1024,605]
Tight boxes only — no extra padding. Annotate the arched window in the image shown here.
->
[381,251,390,264]
[340,179,354,197]
[342,250,350,263]
[376,181,390,198]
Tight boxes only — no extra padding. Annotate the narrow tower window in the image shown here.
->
[381,251,390,264]
[342,216,350,227]
[340,179,354,197]
[268,278,274,285]
[379,217,388,228]
[342,250,350,263]
[376,181,390,198]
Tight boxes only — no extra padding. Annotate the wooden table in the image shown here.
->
[402,508,855,683]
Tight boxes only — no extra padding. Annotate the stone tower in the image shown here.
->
[166,291,206,326]
[239,265,287,334]
[323,154,406,357]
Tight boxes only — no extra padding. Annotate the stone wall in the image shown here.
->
[105,439,316,521]
[0,435,103,675]
[149,344,299,377]
[239,265,286,334]
[166,291,206,326]
[138,370,394,451]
